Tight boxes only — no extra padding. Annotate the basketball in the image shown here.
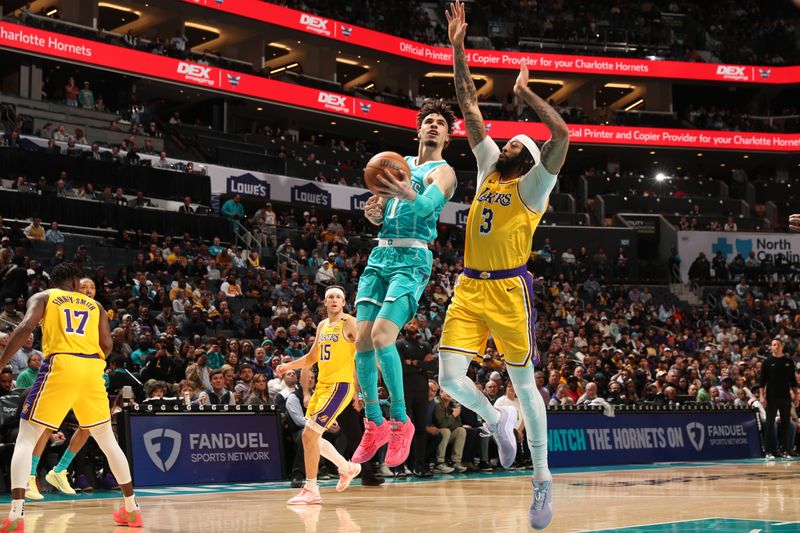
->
[364,151,410,196]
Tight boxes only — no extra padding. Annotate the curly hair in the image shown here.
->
[416,100,456,134]
[50,262,82,286]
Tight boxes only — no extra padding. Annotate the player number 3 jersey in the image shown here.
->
[316,316,356,385]
[40,288,103,358]
[464,136,558,272]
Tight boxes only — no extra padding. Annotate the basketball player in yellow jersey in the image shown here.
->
[440,2,569,530]
[25,278,95,500]
[276,286,361,505]
[0,263,143,531]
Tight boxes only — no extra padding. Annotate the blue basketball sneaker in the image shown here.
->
[482,406,517,469]
[529,479,553,530]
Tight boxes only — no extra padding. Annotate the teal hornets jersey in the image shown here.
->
[378,156,451,242]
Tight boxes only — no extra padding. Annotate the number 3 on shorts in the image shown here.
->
[479,207,493,235]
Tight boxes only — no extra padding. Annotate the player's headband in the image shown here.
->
[325,287,345,299]
[511,135,541,165]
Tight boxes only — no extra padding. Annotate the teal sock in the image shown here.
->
[30,455,40,476]
[375,345,407,423]
[356,350,383,425]
[54,450,76,474]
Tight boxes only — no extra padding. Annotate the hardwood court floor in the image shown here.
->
[12,458,800,532]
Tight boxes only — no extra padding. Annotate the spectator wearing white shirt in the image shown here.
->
[269,368,298,404]
[315,261,335,286]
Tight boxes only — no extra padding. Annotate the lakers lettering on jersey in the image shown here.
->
[41,288,103,358]
[316,315,356,385]
[379,156,451,243]
[464,136,557,272]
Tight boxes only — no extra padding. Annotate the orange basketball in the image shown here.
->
[364,151,410,197]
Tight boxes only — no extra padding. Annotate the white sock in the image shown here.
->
[318,438,349,471]
[507,365,552,482]
[124,495,139,512]
[439,351,501,425]
[88,423,133,485]
[305,479,318,491]
[9,500,24,521]
[11,420,45,492]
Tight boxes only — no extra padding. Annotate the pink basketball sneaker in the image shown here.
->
[336,462,361,492]
[385,418,415,468]
[287,487,322,505]
[351,419,389,463]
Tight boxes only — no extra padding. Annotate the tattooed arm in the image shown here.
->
[513,61,570,175]
[446,1,486,149]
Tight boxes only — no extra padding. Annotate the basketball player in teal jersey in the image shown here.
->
[351,101,458,467]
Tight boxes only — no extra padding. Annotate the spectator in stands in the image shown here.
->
[14,351,42,389]
[178,196,194,214]
[221,194,245,233]
[688,252,711,282]
[52,124,68,142]
[315,261,335,286]
[9,333,42,377]
[170,29,189,58]
[133,191,151,208]
[74,128,88,145]
[199,368,236,405]
[45,221,65,244]
[114,188,128,206]
[24,217,46,241]
[246,373,271,406]
[64,77,79,107]
[0,299,23,327]
[433,389,466,473]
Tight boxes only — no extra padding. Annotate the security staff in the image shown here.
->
[759,337,798,458]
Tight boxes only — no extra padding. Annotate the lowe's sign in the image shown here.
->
[677,231,800,282]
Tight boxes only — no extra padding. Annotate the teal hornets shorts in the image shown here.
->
[355,246,433,328]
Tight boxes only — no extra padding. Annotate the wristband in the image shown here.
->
[408,183,447,218]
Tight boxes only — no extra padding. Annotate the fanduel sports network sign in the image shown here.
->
[677,231,800,282]
[183,0,800,85]
[547,410,760,467]
[1,23,799,151]
[128,413,283,485]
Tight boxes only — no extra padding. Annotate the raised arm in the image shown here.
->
[447,1,486,149]
[513,61,570,175]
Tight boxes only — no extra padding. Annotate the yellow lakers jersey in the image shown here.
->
[463,172,546,271]
[316,315,355,385]
[41,288,103,358]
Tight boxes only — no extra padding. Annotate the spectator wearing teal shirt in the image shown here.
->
[209,236,224,257]
[221,194,245,234]
[131,331,156,368]
[206,346,225,369]
[15,352,42,389]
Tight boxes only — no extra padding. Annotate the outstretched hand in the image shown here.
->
[446,1,467,47]
[514,61,529,95]
[364,195,384,225]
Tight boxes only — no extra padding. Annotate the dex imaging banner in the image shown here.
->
[547,410,760,467]
[182,0,800,84]
[2,22,799,151]
[128,413,283,485]
[677,231,800,282]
